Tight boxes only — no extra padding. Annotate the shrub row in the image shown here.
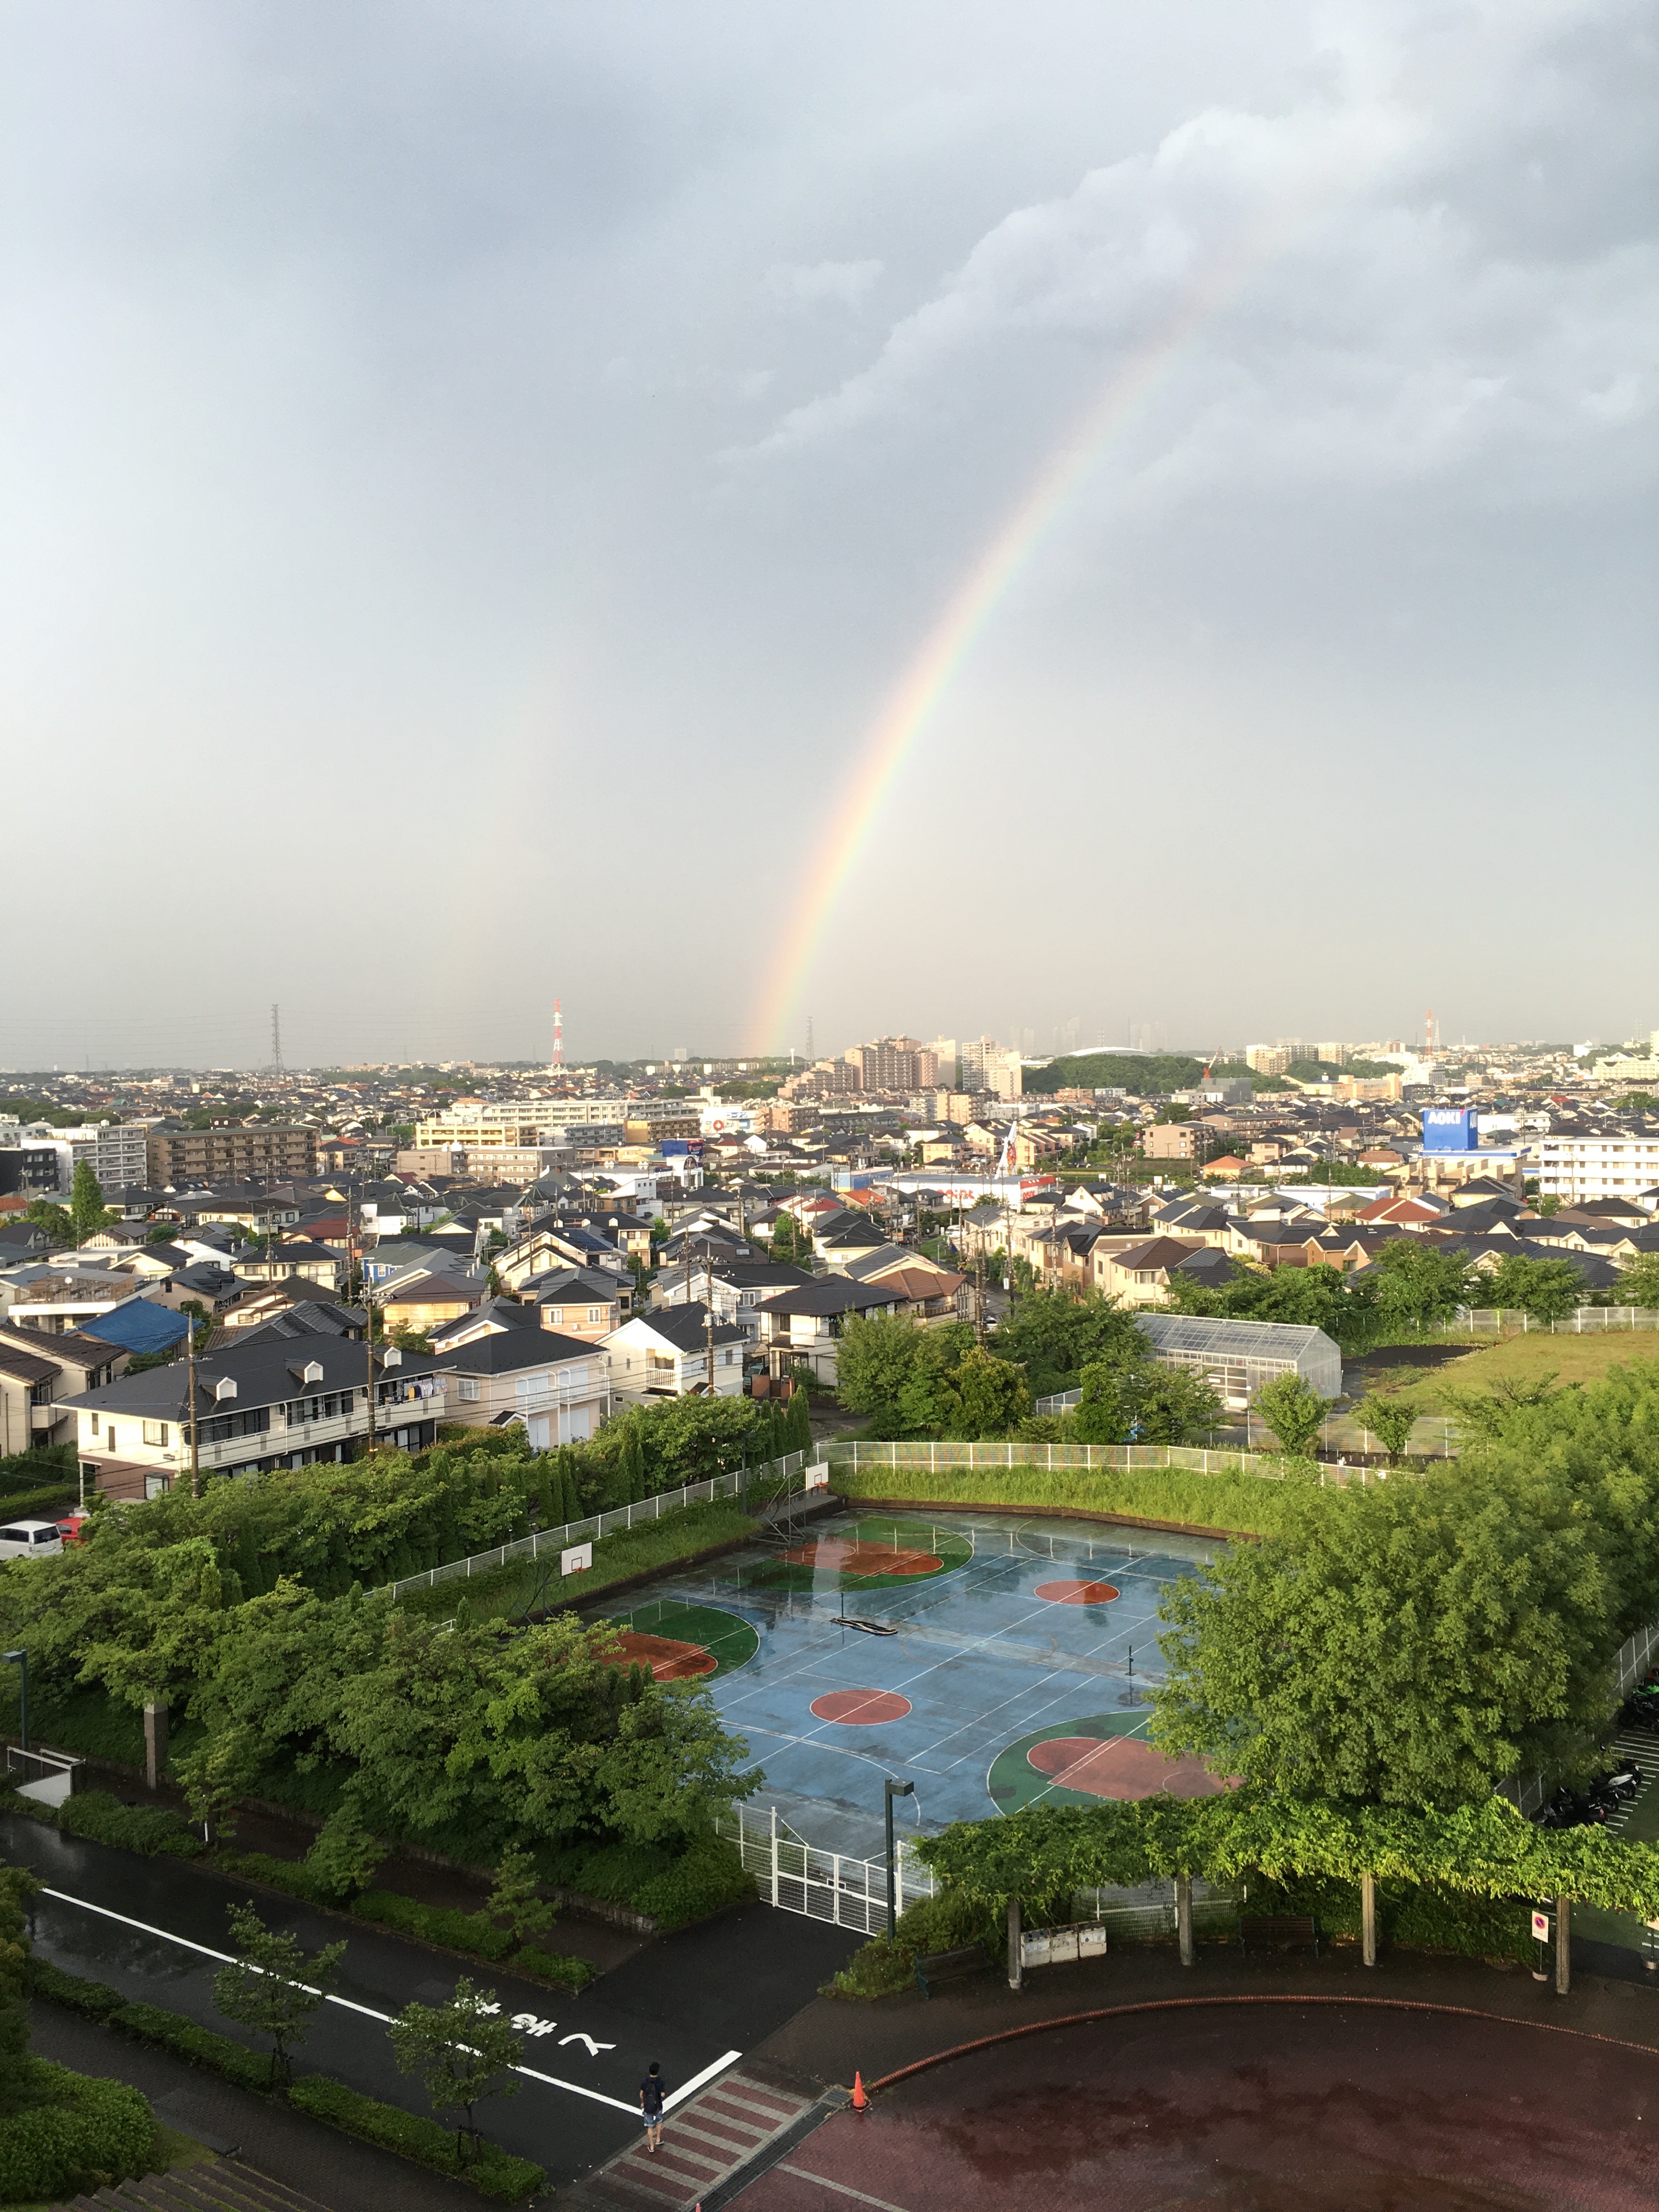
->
[29,1958,546,2202]
[58,1789,205,1859]
[213,1853,595,1988]
[288,2076,545,2202]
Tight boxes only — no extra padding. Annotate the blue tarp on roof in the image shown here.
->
[80,1302,190,1356]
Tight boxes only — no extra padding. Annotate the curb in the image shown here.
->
[865,1991,1659,2093]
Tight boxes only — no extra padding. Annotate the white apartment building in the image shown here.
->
[1535,1131,1659,1207]
[413,1097,639,1149]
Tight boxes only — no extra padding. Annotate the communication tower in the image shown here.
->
[269,1003,284,1075]
[551,1000,564,1072]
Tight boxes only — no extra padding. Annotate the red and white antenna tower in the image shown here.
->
[551,1000,564,1071]
[1424,1007,1437,1056]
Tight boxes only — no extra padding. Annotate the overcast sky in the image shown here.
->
[3,1,1654,1070]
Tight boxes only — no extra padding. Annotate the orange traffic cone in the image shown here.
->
[851,2072,867,2112]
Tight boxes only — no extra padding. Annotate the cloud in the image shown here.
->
[741,3,1657,500]
[765,258,884,309]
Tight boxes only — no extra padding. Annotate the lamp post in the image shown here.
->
[4,1650,27,1753]
[884,1778,914,1936]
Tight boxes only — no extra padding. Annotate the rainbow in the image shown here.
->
[746,134,1386,1057]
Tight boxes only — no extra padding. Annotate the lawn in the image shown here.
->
[1392,1335,1659,1416]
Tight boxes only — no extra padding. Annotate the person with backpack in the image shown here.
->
[640,2061,667,2152]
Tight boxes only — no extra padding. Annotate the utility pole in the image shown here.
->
[364,1280,377,1454]
[186,1298,201,1498]
[706,1296,716,1400]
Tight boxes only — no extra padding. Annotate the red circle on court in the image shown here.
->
[810,1688,913,1726]
[1027,1735,1227,1801]
[781,1539,943,1578]
[1034,1579,1120,1606]
[604,1630,716,1680]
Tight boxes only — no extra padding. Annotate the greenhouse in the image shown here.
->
[1134,1313,1342,1410]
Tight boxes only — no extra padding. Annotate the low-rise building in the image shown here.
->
[603,1305,748,1400]
[431,1327,610,1449]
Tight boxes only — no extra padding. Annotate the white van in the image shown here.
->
[0,1520,65,1561]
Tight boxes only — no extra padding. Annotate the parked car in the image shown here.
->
[0,1519,65,1560]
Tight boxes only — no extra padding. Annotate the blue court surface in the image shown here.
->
[584,1507,1225,1859]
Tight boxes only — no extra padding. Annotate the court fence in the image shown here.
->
[822,1437,1284,1481]
[715,1807,1244,1943]
[1454,1305,1659,1335]
[383,1446,812,1601]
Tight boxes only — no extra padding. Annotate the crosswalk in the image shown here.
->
[585,2069,818,2212]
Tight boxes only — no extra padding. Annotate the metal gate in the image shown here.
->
[716,1807,936,1936]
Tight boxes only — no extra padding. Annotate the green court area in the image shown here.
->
[730,1515,973,1594]
[605,1598,760,1679]
[988,1709,1230,1812]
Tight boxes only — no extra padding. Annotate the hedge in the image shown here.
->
[58,1790,205,1859]
[512,1945,594,1990]
[29,1960,546,2201]
[287,2076,545,2202]
[352,1890,516,1961]
[0,2059,154,2204]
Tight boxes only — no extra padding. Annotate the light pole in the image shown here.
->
[885,1778,914,1936]
[4,1650,27,1752]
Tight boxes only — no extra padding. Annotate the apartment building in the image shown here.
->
[146,1124,318,1185]
[56,1123,150,1193]
[1535,1130,1659,1207]
[845,1036,940,1092]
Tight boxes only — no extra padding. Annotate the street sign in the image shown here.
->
[1531,1910,1550,1943]
[561,1542,592,1576]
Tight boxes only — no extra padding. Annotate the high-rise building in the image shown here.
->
[843,1036,939,1092]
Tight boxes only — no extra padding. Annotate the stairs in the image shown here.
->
[1600,1733,1655,1834]
[585,2070,818,2211]
[68,2159,335,2212]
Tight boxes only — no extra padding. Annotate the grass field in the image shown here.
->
[1390,1334,1659,1415]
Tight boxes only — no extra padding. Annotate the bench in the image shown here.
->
[1238,1914,1320,1957]
[913,1941,988,1998]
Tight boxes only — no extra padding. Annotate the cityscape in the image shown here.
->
[0,1,1654,2207]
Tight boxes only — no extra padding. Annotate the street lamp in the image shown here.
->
[884,1778,915,1936]
[4,1651,27,1753]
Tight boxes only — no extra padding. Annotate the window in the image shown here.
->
[142,1421,169,1447]
[89,1413,100,1436]
[458,1376,480,1402]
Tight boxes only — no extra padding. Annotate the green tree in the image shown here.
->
[1071,1357,1139,1444]
[1483,1254,1583,1323]
[388,1979,523,2163]
[989,1288,1144,1400]
[835,1313,930,1433]
[1355,1392,1419,1464]
[1132,1363,1223,1444]
[938,1347,1030,1440]
[212,1904,346,2087]
[23,1199,72,1246]
[1368,1240,1472,1329]
[304,1802,386,1900]
[69,1161,116,1243]
[1617,1254,1659,1310]
[771,1214,812,1266]
[1251,1374,1327,1458]
[485,1846,555,1945]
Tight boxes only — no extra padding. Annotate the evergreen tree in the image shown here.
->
[69,1160,115,1244]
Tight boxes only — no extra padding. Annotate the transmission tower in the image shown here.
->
[269,1003,284,1074]
[551,998,564,1072]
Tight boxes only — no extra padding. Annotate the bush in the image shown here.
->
[109,2002,270,2092]
[827,1889,1000,2001]
[215,1850,333,1906]
[538,1839,673,1905]
[287,2075,545,2202]
[27,1956,126,2022]
[510,1946,594,1991]
[58,1790,204,1859]
[631,1837,755,1929]
[0,2060,153,2204]
[352,1891,515,1962]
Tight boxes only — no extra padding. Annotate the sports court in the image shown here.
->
[586,1506,1225,1858]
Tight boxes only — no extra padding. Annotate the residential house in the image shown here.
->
[379,1272,483,1339]
[233,1239,344,1291]
[656,1260,815,1341]
[0,1324,127,1457]
[220,1280,366,1335]
[1090,1237,1210,1306]
[495,1223,627,1294]
[63,1334,448,1502]
[753,1277,905,1384]
[430,1327,610,1449]
[517,1265,634,1325]
[603,1304,748,1401]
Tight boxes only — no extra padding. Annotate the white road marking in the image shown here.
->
[36,1886,683,2114]
[775,2163,915,2212]
[662,2049,743,2111]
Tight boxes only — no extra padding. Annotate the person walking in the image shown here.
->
[640,2061,667,2153]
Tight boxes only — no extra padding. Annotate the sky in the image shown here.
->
[2,0,1654,1071]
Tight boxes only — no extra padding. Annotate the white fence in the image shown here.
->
[1454,1306,1659,1335]
[383,1446,811,1600]
[825,1438,1280,1481]
[715,1807,935,1936]
[1071,1877,1241,1940]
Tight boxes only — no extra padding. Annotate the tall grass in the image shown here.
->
[831,1459,1297,1537]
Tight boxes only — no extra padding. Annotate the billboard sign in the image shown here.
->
[1421,1107,1479,1153]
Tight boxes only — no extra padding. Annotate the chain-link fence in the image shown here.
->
[822,1437,1282,1481]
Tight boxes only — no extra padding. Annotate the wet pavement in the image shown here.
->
[738,1998,1659,2211]
[4,1809,859,2188]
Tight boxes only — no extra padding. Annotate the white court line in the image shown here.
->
[36,1886,708,2115]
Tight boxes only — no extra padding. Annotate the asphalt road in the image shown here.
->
[2,1810,859,2187]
